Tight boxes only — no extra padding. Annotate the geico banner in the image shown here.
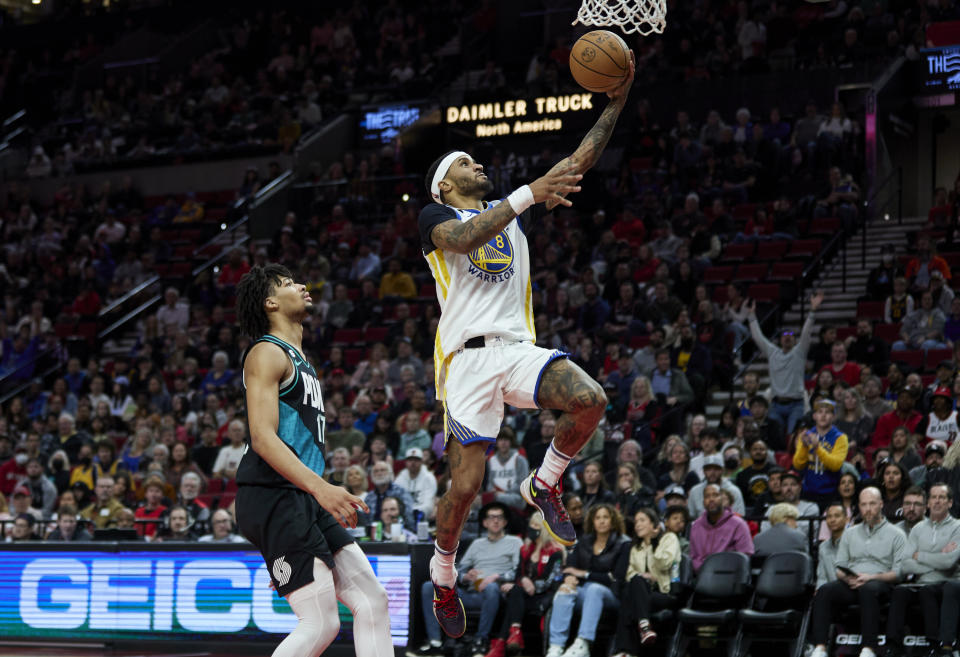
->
[0,549,410,645]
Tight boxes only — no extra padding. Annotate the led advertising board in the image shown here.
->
[921,46,960,92]
[0,547,410,646]
[445,93,599,138]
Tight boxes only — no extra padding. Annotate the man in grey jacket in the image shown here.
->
[817,502,848,588]
[885,483,960,657]
[809,487,907,657]
[747,291,824,433]
[687,454,745,518]
[893,290,947,352]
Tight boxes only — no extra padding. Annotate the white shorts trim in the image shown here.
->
[443,341,568,445]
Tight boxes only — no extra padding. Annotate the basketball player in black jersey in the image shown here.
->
[235,264,393,657]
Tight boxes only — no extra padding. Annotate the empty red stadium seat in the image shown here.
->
[629,157,653,171]
[721,243,755,263]
[808,217,841,236]
[365,326,389,342]
[747,283,780,302]
[925,348,954,371]
[857,301,884,320]
[218,494,235,509]
[787,239,822,259]
[418,283,436,298]
[891,350,923,370]
[207,478,224,494]
[712,286,729,304]
[332,328,364,345]
[769,261,804,281]
[703,266,735,284]
[836,326,857,341]
[344,348,364,367]
[756,241,790,262]
[874,323,901,342]
[732,203,759,219]
[734,263,769,282]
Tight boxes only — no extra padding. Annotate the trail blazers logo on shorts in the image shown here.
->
[468,231,514,280]
[272,555,292,588]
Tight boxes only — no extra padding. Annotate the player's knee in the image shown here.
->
[575,379,607,420]
[448,467,483,500]
[306,617,339,654]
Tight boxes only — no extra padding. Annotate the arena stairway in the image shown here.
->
[704,215,928,426]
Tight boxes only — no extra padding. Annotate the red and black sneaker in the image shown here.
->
[432,581,466,638]
[505,624,525,654]
[520,472,577,547]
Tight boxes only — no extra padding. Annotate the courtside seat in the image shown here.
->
[650,554,694,626]
[677,551,751,627]
[737,552,814,657]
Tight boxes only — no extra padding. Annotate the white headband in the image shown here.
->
[430,151,469,203]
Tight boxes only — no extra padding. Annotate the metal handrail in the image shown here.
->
[861,165,903,270]
[98,276,161,318]
[97,294,163,340]
[191,234,249,278]
[191,214,249,258]
[0,356,66,406]
[796,230,845,324]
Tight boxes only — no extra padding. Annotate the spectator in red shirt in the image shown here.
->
[134,476,169,539]
[611,210,646,246]
[216,247,250,290]
[818,341,861,387]
[905,235,951,292]
[870,386,923,450]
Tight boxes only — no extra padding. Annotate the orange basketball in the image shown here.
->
[569,30,630,93]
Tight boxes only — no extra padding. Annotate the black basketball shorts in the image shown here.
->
[236,484,354,597]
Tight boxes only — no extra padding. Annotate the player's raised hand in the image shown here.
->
[530,167,582,208]
[314,479,369,528]
[607,50,635,101]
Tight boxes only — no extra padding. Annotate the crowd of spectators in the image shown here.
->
[11,1,472,175]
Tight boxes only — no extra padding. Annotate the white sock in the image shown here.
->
[536,442,574,488]
[430,542,458,588]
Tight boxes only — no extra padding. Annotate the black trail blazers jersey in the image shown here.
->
[237,334,327,487]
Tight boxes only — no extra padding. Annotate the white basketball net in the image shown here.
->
[573,0,667,36]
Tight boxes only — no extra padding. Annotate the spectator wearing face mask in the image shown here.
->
[0,444,29,495]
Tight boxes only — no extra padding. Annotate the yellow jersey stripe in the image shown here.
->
[434,250,452,300]
[524,275,536,340]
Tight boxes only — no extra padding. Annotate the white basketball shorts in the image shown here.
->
[443,338,568,446]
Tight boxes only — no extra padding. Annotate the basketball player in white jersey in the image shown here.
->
[920,386,959,447]
[417,53,635,639]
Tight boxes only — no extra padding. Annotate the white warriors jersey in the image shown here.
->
[926,409,959,444]
[422,199,535,399]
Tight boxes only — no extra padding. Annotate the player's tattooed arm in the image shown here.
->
[544,51,635,210]
[430,202,520,254]
[430,169,582,253]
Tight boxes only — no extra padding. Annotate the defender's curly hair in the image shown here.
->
[235,263,293,339]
